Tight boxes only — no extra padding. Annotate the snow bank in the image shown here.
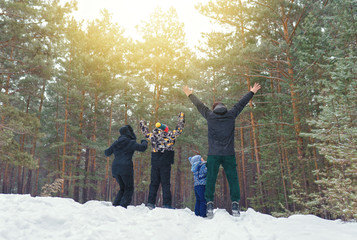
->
[0,194,356,240]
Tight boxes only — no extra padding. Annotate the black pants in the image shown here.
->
[148,164,172,206]
[113,174,134,208]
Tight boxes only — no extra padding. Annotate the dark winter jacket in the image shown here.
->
[104,125,148,176]
[139,112,185,153]
[188,92,254,156]
[150,150,175,166]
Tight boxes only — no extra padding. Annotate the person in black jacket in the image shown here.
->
[183,83,261,218]
[139,112,185,209]
[104,125,148,208]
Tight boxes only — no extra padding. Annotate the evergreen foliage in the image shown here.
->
[0,0,355,220]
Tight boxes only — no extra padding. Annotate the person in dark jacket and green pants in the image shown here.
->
[105,125,148,208]
[183,83,261,218]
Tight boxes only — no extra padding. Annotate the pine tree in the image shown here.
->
[0,0,74,194]
[296,0,357,220]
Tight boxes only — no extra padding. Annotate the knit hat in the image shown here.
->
[188,155,201,165]
[155,122,168,133]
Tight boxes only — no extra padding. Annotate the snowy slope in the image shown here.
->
[0,194,356,240]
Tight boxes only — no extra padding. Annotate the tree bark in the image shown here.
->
[27,78,47,196]
[174,146,182,207]
[61,81,70,196]
[104,98,113,201]
[89,93,98,200]
[82,147,90,202]
[74,90,85,202]
[239,117,248,207]
[281,4,307,193]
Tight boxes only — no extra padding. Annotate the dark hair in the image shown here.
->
[212,102,222,110]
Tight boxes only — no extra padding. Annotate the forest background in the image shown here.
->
[1,0,356,221]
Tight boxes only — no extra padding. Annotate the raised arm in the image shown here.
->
[139,120,152,141]
[104,142,116,156]
[168,112,185,140]
[230,83,261,118]
[183,86,211,119]
[130,139,148,152]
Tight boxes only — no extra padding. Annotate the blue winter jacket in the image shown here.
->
[189,155,207,186]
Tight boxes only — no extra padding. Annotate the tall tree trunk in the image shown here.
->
[9,166,15,193]
[89,93,98,200]
[27,78,46,196]
[276,77,296,211]
[34,158,40,196]
[82,147,90,202]
[105,98,113,201]
[174,146,182,207]
[281,4,307,193]
[247,80,264,206]
[74,90,85,202]
[124,88,128,125]
[18,95,31,194]
[0,162,2,192]
[154,83,162,124]
[55,95,61,179]
[270,75,289,210]
[1,48,13,194]
[239,117,248,207]
[2,163,10,193]
[238,0,263,208]
[61,82,70,196]
[276,126,289,210]
[308,125,320,182]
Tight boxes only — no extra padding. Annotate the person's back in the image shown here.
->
[187,94,254,156]
[190,155,207,187]
[183,83,261,218]
[109,134,139,174]
[105,125,147,176]
[139,112,185,209]
[104,125,148,208]
[206,105,237,156]
[189,155,207,217]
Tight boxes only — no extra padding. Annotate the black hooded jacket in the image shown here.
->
[105,125,148,175]
[188,91,254,156]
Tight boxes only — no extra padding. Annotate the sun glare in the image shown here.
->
[63,0,213,47]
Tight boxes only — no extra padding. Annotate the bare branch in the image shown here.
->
[235,122,293,130]
[0,124,27,135]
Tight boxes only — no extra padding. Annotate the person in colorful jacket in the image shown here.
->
[183,83,261,218]
[188,155,207,217]
[139,112,185,209]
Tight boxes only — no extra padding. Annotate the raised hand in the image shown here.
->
[250,83,261,94]
[183,85,193,96]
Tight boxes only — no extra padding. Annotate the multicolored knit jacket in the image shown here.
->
[139,112,185,153]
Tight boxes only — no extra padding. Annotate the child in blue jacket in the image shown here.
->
[188,155,207,217]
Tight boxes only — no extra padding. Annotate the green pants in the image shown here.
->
[205,155,240,202]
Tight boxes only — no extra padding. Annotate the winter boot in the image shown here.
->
[232,201,240,217]
[146,203,155,210]
[206,201,214,219]
[163,205,175,209]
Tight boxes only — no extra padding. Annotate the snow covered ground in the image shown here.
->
[0,194,356,240]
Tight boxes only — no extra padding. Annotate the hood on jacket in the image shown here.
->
[213,103,227,115]
[188,155,202,172]
[119,125,136,140]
